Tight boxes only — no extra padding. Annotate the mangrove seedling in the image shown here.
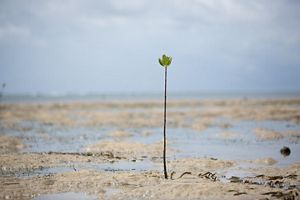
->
[158,54,172,179]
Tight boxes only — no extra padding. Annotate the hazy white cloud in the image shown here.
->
[110,0,147,12]
[172,0,264,23]
[0,0,300,93]
[0,24,30,40]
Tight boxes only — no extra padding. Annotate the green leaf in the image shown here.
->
[167,57,172,66]
[158,58,164,66]
[162,54,167,61]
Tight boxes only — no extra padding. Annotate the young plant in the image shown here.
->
[158,54,172,179]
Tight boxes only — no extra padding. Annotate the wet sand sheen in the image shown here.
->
[0,98,300,199]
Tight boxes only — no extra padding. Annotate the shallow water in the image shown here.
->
[1,100,300,181]
[1,123,109,153]
[33,192,98,200]
[7,158,155,178]
[130,120,300,167]
[1,119,299,169]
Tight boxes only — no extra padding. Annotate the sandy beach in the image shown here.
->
[0,98,300,199]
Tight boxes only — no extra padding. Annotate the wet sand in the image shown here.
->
[0,98,300,199]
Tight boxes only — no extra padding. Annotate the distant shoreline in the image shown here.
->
[1,91,300,104]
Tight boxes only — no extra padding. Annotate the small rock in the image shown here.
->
[229,176,242,183]
[280,146,291,157]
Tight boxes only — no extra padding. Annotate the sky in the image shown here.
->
[0,0,300,95]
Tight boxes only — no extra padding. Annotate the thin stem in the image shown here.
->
[163,67,168,179]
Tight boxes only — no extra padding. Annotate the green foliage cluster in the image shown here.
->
[158,54,172,67]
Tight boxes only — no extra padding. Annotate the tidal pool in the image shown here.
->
[34,192,98,200]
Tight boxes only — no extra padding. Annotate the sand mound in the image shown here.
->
[254,128,284,140]
[0,135,24,153]
[86,140,172,158]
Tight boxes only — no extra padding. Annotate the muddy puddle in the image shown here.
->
[14,160,155,178]
[3,120,299,165]
[0,98,300,199]
[34,192,98,200]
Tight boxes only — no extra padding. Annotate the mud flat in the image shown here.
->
[0,156,299,200]
[0,98,300,199]
[0,135,24,153]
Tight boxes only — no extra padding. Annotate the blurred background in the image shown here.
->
[1,0,300,97]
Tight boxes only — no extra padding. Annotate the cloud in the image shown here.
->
[171,0,264,23]
[0,0,300,93]
[0,24,30,40]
